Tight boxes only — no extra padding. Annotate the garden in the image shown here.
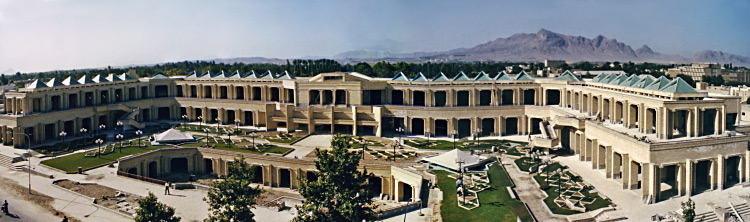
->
[433,161,532,222]
[532,163,612,215]
[41,140,169,173]
[405,139,525,155]
[181,136,293,155]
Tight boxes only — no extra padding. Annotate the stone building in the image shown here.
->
[1,69,747,204]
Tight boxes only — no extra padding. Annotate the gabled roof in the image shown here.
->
[244,70,260,79]
[213,70,227,78]
[644,76,671,90]
[260,70,275,79]
[276,71,295,79]
[228,70,243,78]
[120,73,137,80]
[151,73,169,79]
[153,129,195,143]
[26,79,47,89]
[473,71,492,81]
[106,73,122,82]
[632,75,655,88]
[495,71,512,80]
[592,73,608,82]
[62,76,80,85]
[660,77,698,93]
[412,72,429,82]
[619,75,640,86]
[199,70,213,78]
[92,75,108,83]
[422,149,486,171]
[45,78,64,87]
[392,72,410,81]
[185,71,198,78]
[555,70,582,81]
[452,71,471,81]
[78,75,95,84]
[432,72,450,81]
[608,74,628,85]
[514,71,533,80]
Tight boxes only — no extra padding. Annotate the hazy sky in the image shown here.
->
[1,0,748,73]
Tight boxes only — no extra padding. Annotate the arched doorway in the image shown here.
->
[399,182,413,202]
[170,158,188,174]
[253,165,263,184]
[368,177,382,198]
[279,169,291,188]
[148,161,158,178]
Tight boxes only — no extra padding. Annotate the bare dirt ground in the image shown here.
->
[54,180,140,215]
[0,176,80,222]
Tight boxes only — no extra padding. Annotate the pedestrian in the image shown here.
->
[165,182,170,195]
[62,216,68,222]
[528,134,531,142]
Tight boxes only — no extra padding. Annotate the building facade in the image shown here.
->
[1,70,747,203]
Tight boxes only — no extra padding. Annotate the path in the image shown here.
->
[502,156,567,222]
[286,135,332,158]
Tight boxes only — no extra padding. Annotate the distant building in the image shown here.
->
[573,70,626,77]
[667,63,722,82]
[544,60,566,69]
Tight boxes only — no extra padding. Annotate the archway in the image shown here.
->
[369,177,383,198]
[170,158,188,174]
[279,168,291,188]
[204,159,213,174]
[253,165,263,183]
[148,161,158,178]
[399,182,413,202]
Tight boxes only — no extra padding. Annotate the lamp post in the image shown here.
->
[215,118,221,135]
[7,131,31,194]
[135,130,143,148]
[395,127,404,162]
[197,116,203,128]
[358,136,366,160]
[451,130,458,150]
[99,124,106,139]
[456,158,466,204]
[181,114,188,127]
[80,128,88,138]
[203,128,210,145]
[59,131,67,143]
[425,128,430,145]
[234,119,241,132]
[249,132,258,149]
[95,138,104,158]
[116,134,124,153]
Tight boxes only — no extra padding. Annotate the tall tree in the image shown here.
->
[681,198,695,222]
[135,192,181,222]
[293,135,375,222]
[204,156,264,222]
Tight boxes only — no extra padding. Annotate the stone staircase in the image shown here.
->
[0,154,12,169]
[695,202,748,222]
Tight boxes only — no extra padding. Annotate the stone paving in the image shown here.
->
[502,156,567,222]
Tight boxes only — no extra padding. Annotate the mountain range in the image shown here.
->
[332,29,750,67]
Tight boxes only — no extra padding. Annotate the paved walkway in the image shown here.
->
[286,135,332,158]
[555,154,750,221]
[502,156,567,222]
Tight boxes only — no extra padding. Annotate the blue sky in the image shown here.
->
[0,0,748,73]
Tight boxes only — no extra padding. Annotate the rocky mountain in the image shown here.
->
[692,50,750,66]
[334,29,750,67]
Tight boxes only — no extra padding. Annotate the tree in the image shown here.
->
[293,135,375,222]
[135,192,181,222]
[204,156,264,222]
[677,74,696,87]
[702,75,724,86]
[354,62,373,76]
[681,198,695,222]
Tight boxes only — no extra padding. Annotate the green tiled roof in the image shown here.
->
[592,73,608,82]
[660,77,698,93]
[120,73,137,80]
[277,71,295,79]
[106,74,122,82]
[514,71,533,80]
[412,72,429,81]
[78,75,95,84]
[212,70,227,78]
[392,72,410,81]
[260,70,275,79]
[432,72,450,81]
[473,71,492,81]
[644,76,671,90]
[244,71,260,78]
[495,71,512,80]
[452,71,471,81]
[228,70,242,78]
[199,71,212,78]
[632,75,655,88]
[555,70,582,81]
[92,75,109,83]
[185,71,198,78]
[619,75,640,86]
[150,73,169,79]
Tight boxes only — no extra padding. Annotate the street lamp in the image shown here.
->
[203,128,210,145]
[425,128,430,146]
[215,118,221,134]
[358,136,366,160]
[135,130,143,147]
[59,131,67,143]
[234,119,241,132]
[117,121,123,132]
[395,127,404,162]
[99,124,106,139]
[80,128,88,138]
[198,116,203,128]
[95,138,104,158]
[249,132,258,149]
[181,114,188,127]
[456,158,466,204]
[116,134,124,153]
[7,131,31,194]
[451,130,458,150]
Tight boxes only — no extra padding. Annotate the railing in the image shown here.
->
[373,200,422,219]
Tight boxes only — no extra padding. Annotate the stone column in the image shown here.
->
[717,155,724,190]
[629,159,639,190]
[605,146,613,178]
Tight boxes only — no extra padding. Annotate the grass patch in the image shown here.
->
[514,157,541,172]
[41,142,168,173]
[182,140,293,155]
[533,175,611,215]
[406,139,526,151]
[433,163,531,222]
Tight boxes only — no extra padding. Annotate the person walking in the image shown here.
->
[62,216,68,222]
[164,182,170,195]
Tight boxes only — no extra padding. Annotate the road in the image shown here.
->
[0,183,61,222]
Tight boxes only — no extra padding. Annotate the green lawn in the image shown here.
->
[533,175,611,215]
[434,163,532,222]
[41,143,169,173]
[406,139,526,152]
[265,136,301,144]
[514,157,541,172]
